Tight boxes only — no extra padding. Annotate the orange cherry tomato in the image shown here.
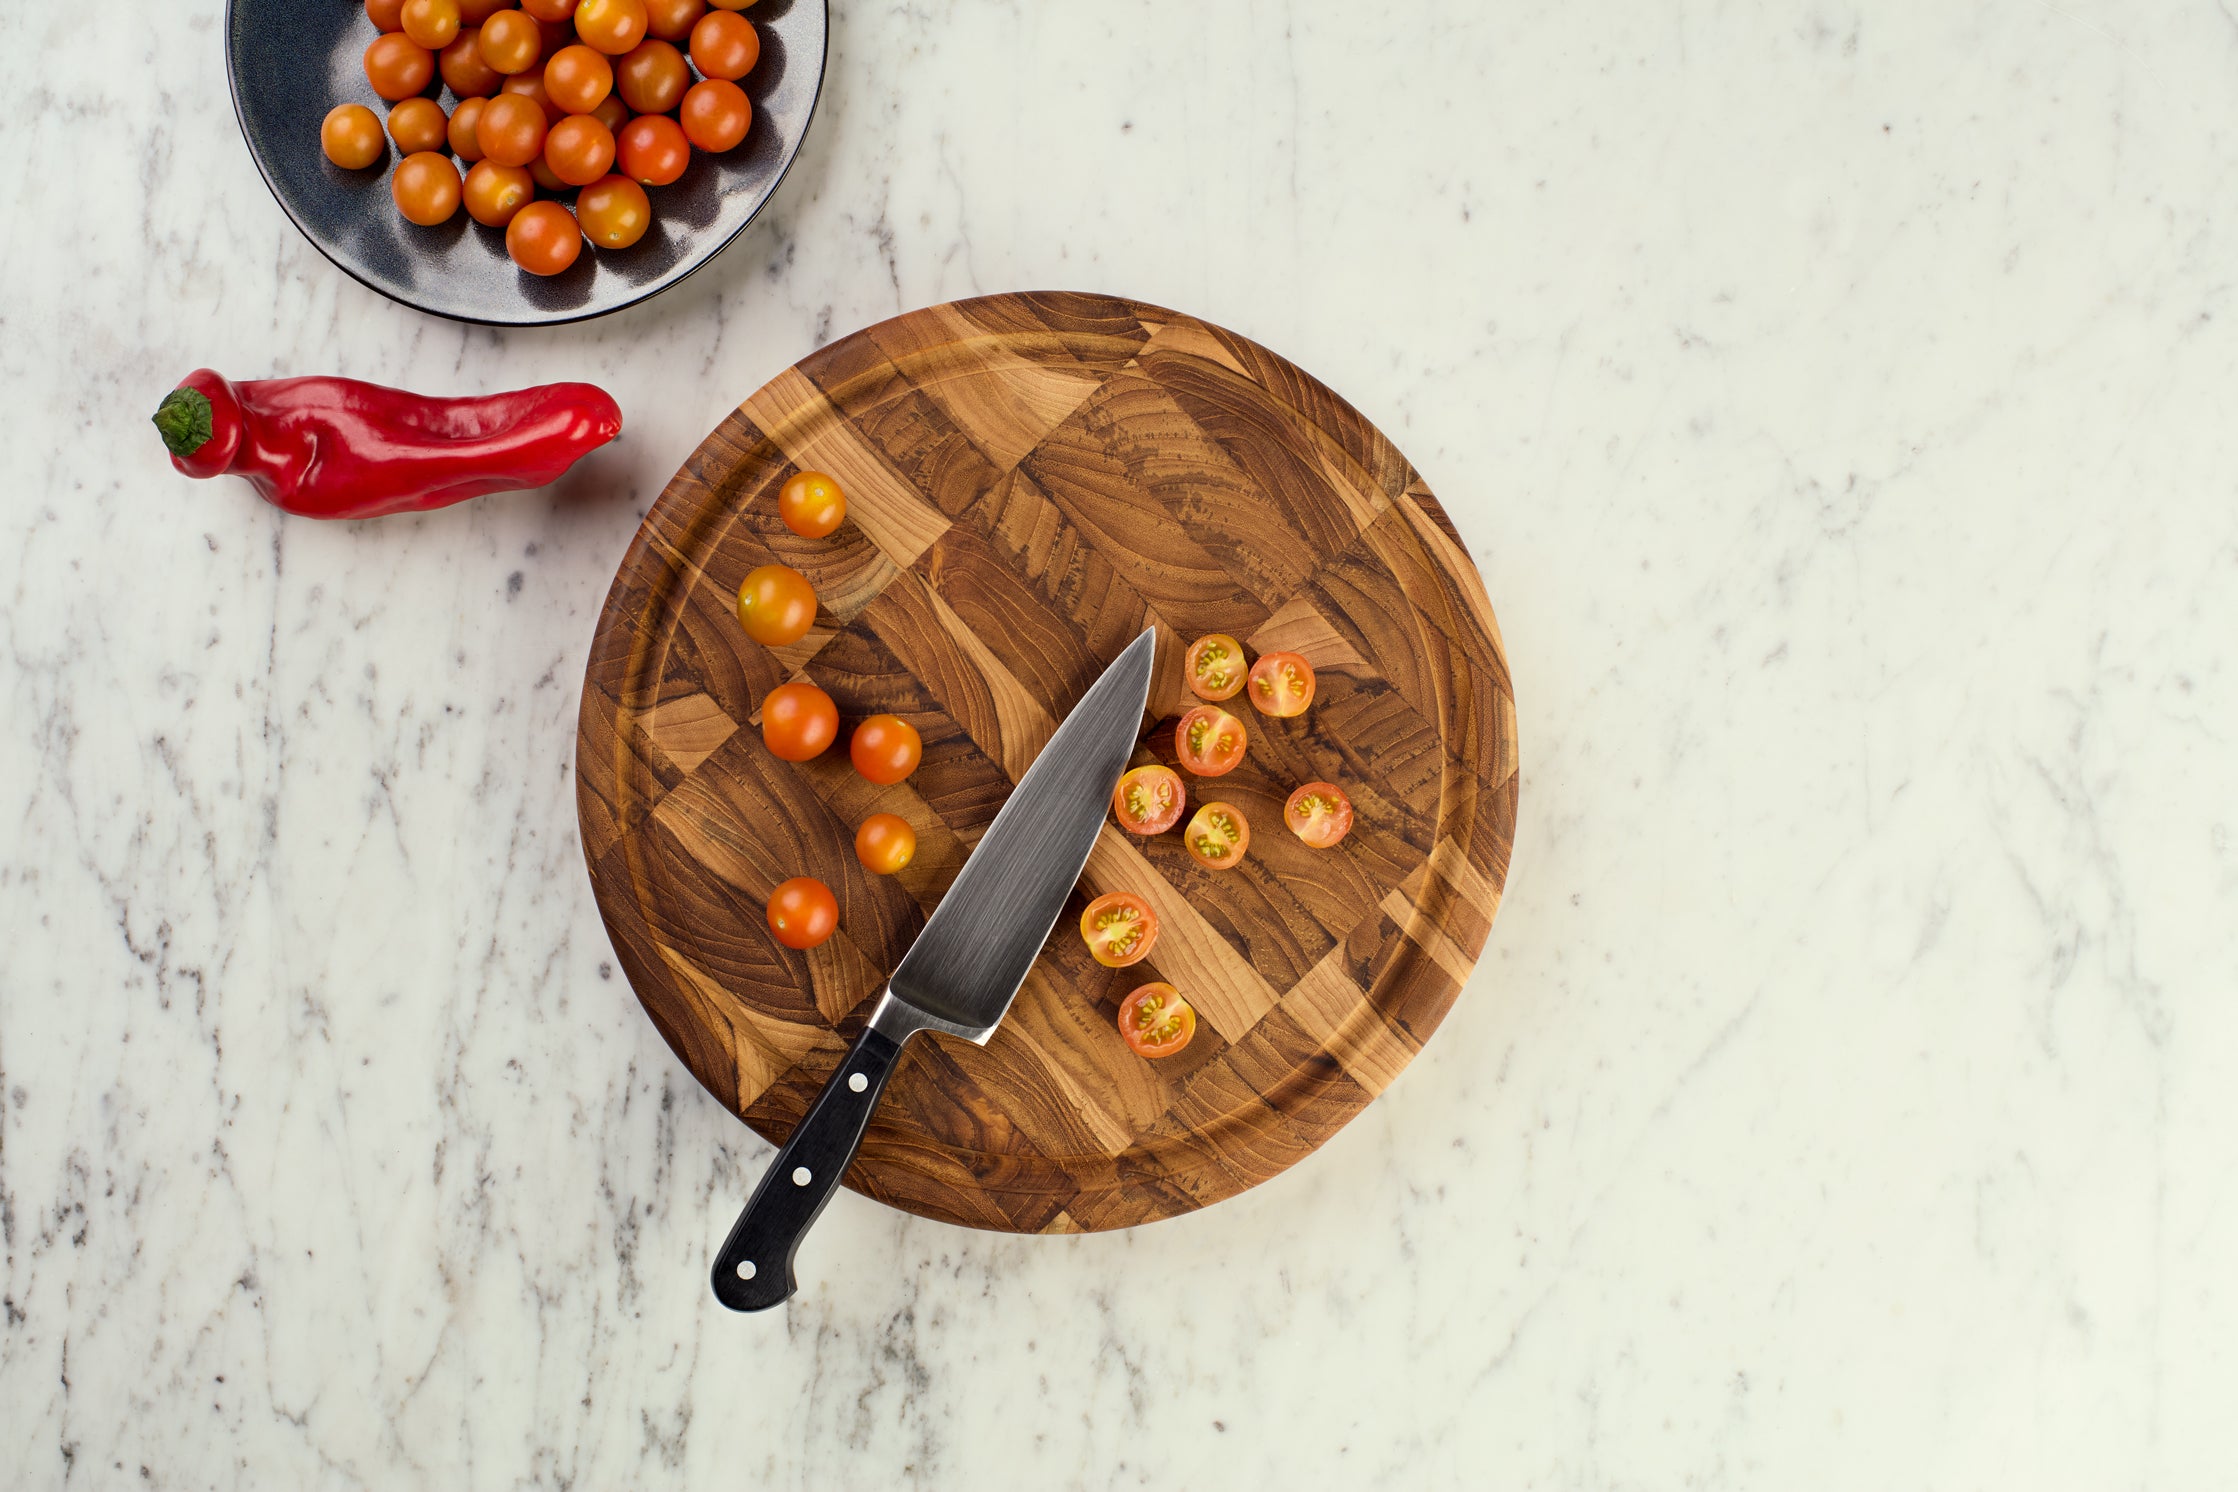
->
[439,30,504,97]
[1247,651,1315,717]
[321,103,386,169]
[505,199,583,275]
[706,0,754,7]
[475,91,548,166]
[735,564,817,646]
[777,470,845,537]
[766,877,838,951]
[462,159,534,225]
[1183,801,1249,870]
[386,96,449,155]
[543,43,613,112]
[364,34,436,101]
[761,682,838,762]
[615,113,690,184]
[574,0,650,53]
[1111,765,1185,835]
[849,715,922,785]
[501,70,566,125]
[1174,705,1245,776]
[477,9,543,73]
[543,114,616,185]
[644,0,705,40]
[854,814,917,876]
[1283,782,1354,848]
[689,10,759,80]
[521,0,577,18]
[457,0,512,21]
[1118,983,1195,1059]
[590,92,631,133]
[577,173,651,248]
[400,0,462,50]
[614,38,690,113]
[1183,633,1245,701]
[447,96,488,159]
[528,151,569,192]
[366,0,407,32]
[1080,892,1159,969]
[391,152,462,226]
[680,77,751,152]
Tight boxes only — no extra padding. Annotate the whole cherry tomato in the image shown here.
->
[1111,765,1185,835]
[778,470,845,537]
[502,70,567,125]
[849,715,922,785]
[544,43,613,112]
[391,152,462,226]
[616,113,690,184]
[448,96,489,159]
[477,9,543,74]
[543,114,616,185]
[1118,983,1196,1059]
[680,77,751,152]
[321,103,386,169]
[386,97,449,155]
[1080,892,1159,969]
[854,814,917,876]
[364,34,436,101]
[1174,705,1245,776]
[706,0,753,7]
[521,0,578,18]
[644,0,706,41]
[457,0,511,21]
[400,0,462,50]
[1247,651,1315,717]
[439,30,504,97]
[366,0,407,31]
[577,173,651,248]
[766,877,838,951]
[475,92,548,167]
[1283,782,1354,848]
[1183,801,1249,870]
[689,10,759,79]
[735,564,817,647]
[574,0,650,54]
[590,93,631,133]
[761,682,838,761]
[528,152,569,192]
[462,159,534,225]
[1183,633,1245,701]
[505,199,583,275]
[536,16,575,55]
[614,39,690,114]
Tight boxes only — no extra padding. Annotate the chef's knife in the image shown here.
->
[712,627,1158,1311]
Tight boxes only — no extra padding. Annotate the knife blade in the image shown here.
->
[711,626,1158,1310]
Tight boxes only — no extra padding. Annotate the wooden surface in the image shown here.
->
[576,292,1518,1233]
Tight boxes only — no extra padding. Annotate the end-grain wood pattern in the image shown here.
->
[576,292,1519,1233]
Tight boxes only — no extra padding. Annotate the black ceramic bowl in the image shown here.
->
[225,0,825,325]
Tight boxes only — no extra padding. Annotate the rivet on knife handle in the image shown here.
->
[711,1022,907,1311]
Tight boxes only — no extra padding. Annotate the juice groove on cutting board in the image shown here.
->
[576,292,1518,1232]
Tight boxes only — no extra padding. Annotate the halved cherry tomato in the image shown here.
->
[680,78,751,152]
[505,199,582,275]
[577,173,652,248]
[1184,633,1245,701]
[1247,651,1315,717]
[1184,802,1249,869]
[736,564,816,646]
[321,104,386,169]
[1283,782,1354,848]
[1111,765,1185,835]
[778,470,846,537]
[1080,892,1158,969]
[766,877,838,950]
[364,33,436,100]
[761,681,838,762]
[476,9,544,73]
[1118,983,1196,1059]
[616,113,690,184]
[850,715,922,785]
[854,813,916,876]
[1174,705,1245,776]
[440,30,504,97]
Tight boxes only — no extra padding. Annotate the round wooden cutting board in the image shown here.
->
[576,292,1518,1234]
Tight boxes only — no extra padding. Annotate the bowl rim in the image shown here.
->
[221,0,828,328]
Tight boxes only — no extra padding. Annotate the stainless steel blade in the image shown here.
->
[870,627,1157,1044]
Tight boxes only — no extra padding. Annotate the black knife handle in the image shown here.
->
[711,1024,907,1311]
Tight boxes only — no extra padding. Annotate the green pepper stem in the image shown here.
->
[151,387,214,458]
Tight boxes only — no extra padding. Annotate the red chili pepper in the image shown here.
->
[151,369,623,519]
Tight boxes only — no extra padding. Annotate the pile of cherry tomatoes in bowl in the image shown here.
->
[320,0,763,275]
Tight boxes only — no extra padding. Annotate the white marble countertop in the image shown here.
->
[6,1,2237,1486]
